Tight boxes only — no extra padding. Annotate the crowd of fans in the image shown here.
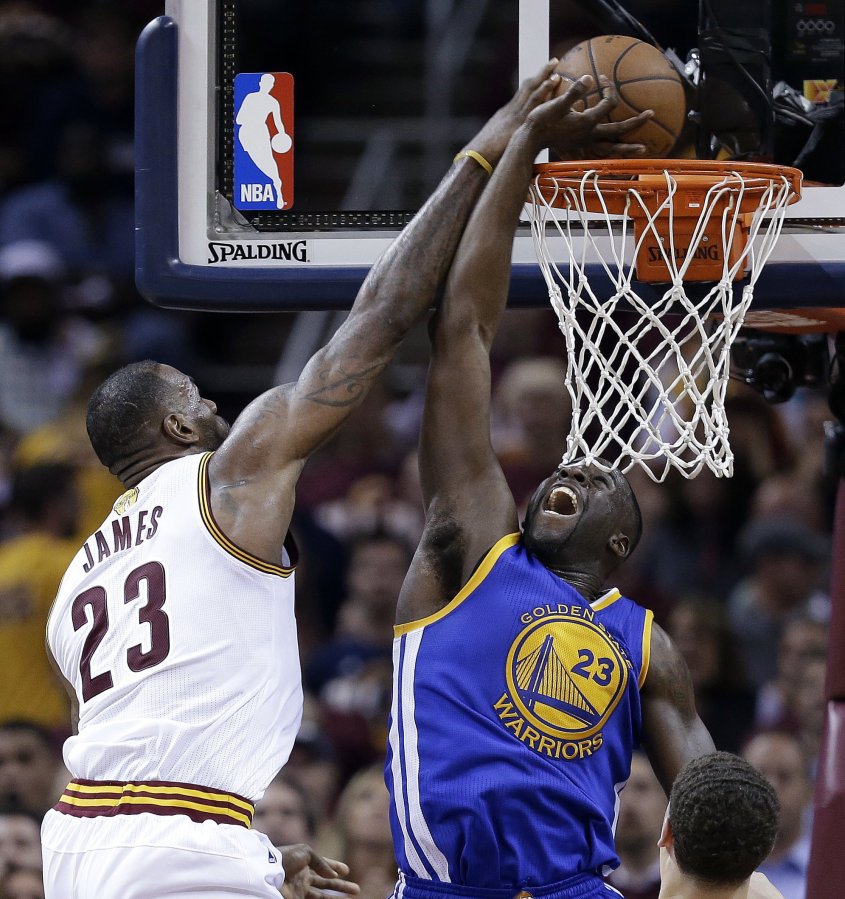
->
[0,3,835,899]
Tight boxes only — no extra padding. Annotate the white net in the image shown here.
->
[526,165,798,482]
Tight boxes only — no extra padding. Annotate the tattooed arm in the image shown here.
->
[207,62,567,566]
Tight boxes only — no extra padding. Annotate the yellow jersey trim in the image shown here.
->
[394,532,520,636]
[590,588,622,610]
[66,780,254,812]
[638,608,654,689]
[59,793,252,828]
[197,452,293,578]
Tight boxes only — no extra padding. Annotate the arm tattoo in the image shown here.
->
[303,361,385,408]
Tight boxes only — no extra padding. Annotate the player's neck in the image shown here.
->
[115,448,198,488]
[546,564,605,602]
[659,877,752,898]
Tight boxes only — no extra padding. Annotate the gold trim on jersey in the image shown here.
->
[197,452,294,577]
[394,532,520,636]
[55,780,254,828]
[590,588,622,610]
[638,608,654,689]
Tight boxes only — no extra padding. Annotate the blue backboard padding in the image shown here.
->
[135,16,845,313]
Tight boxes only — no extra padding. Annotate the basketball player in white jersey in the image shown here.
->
[41,63,647,899]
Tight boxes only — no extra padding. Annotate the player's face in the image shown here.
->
[522,460,633,568]
[161,366,230,450]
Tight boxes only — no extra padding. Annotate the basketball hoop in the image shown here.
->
[526,159,802,481]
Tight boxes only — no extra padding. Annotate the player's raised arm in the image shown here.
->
[397,77,652,617]
[207,61,567,559]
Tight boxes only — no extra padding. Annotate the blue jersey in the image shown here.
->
[386,533,653,893]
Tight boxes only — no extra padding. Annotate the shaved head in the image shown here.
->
[86,361,174,470]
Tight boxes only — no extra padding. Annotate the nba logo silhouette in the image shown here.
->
[233,72,294,210]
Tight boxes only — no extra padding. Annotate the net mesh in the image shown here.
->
[526,165,798,481]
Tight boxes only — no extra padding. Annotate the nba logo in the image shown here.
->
[233,72,294,210]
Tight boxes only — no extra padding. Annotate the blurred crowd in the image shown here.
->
[0,3,836,899]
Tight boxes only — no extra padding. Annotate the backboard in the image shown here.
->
[136,0,845,322]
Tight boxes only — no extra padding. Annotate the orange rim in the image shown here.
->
[531,159,802,214]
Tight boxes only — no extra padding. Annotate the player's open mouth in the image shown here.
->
[545,485,579,516]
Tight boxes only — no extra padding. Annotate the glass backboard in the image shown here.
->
[135,0,845,323]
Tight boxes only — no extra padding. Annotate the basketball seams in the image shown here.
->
[556,35,685,154]
[616,76,683,86]
[610,37,639,88]
[585,40,605,119]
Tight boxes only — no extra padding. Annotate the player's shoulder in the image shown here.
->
[748,871,785,899]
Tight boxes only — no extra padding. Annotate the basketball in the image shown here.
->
[271,131,292,154]
[555,35,686,157]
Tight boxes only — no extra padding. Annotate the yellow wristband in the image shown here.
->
[453,149,494,176]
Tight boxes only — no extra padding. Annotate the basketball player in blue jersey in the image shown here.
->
[387,79,716,899]
[41,62,643,899]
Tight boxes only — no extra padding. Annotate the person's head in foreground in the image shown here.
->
[659,751,781,898]
[522,458,642,582]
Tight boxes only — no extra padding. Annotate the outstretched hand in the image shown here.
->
[459,59,578,168]
[525,74,653,159]
[279,844,360,899]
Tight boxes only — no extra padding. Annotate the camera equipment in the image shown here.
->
[731,330,830,402]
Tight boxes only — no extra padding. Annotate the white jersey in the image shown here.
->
[47,452,302,802]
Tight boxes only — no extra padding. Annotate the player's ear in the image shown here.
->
[163,413,199,445]
[658,813,673,849]
[608,532,630,558]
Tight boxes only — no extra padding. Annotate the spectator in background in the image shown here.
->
[315,471,424,551]
[605,752,664,899]
[743,731,813,899]
[321,765,395,899]
[306,532,411,696]
[12,363,123,542]
[728,518,830,690]
[0,465,79,734]
[755,614,828,732]
[0,240,106,437]
[0,807,42,877]
[0,864,44,899]
[305,532,411,776]
[0,6,73,192]
[725,392,796,484]
[625,468,745,604]
[253,772,317,850]
[491,357,571,509]
[0,722,62,818]
[749,471,828,535]
[296,383,401,511]
[788,656,827,778]
[282,696,342,828]
[0,121,133,287]
[665,596,757,753]
[25,6,135,187]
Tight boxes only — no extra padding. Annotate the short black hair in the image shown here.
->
[670,751,779,887]
[10,464,76,523]
[86,360,171,470]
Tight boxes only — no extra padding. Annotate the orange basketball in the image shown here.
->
[555,35,687,157]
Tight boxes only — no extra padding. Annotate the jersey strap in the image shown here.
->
[197,452,294,577]
[54,779,255,827]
